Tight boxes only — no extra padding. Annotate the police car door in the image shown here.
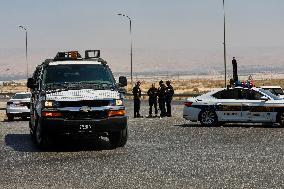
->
[214,88,246,122]
[241,89,273,122]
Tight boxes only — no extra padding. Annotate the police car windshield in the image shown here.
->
[259,89,282,100]
[43,64,115,85]
[12,93,31,99]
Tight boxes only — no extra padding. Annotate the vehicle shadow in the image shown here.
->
[5,134,114,152]
[175,122,282,128]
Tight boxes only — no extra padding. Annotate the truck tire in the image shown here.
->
[29,121,36,144]
[109,127,128,148]
[35,118,52,149]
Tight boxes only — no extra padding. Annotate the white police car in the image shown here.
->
[183,87,284,126]
[6,92,31,121]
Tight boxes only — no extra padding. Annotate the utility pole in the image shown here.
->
[117,13,133,87]
[223,0,227,88]
[18,25,28,80]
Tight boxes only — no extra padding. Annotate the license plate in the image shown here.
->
[79,124,93,130]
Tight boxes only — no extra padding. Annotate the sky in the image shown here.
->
[0,0,284,78]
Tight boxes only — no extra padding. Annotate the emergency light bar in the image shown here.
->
[54,51,82,61]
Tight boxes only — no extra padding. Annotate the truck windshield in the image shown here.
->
[43,64,115,84]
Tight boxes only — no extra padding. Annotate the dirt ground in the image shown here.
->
[1,77,284,94]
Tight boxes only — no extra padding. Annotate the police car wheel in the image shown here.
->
[278,112,284,127]
[109,128,128,148]
[199,110,218,127]
[35,119,51,149]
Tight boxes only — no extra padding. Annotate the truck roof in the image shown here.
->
[49,60,103,66]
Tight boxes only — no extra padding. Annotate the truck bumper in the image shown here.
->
[41,116,127,135]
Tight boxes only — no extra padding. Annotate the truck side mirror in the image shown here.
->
[27,78,37,89]
[119,76,127,87]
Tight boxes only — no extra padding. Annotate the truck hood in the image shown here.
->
[46,89,120,101]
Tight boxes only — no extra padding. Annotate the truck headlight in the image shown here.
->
[115,99,123,106]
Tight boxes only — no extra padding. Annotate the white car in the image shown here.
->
[260,86,284,99]
[6,92,31,121]
[183,87,284,126]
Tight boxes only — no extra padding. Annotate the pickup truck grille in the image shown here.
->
[63,111,108,120]
[59,100,110,108]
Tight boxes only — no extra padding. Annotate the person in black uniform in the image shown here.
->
[132,81,142,118]
[147,83,158,117]
[232,57,238,83]
[165,80,174,117]
[158,80,166,117]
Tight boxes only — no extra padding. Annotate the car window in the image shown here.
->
[259,89,282,100]
[212,89,241,99]
[273,88,284,95]
[12,94,31,99]
[240,89,263,100]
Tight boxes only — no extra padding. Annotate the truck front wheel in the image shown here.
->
[35,118,52,149]
[109,127,128,148]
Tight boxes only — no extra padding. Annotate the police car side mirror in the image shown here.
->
[27,78,38,89]
[260,96,269,101]
[119,76,127,87]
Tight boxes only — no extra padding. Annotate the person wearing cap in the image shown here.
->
[165,80,174,117]
[132,81,142,118]
[157,80,166,117]
[147,83,158,117]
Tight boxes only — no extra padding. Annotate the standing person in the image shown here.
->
[158,80,166,117]
[132,81,142,118]
[147,83,158,117]
[165,80,174,117]
[232,57,238,83]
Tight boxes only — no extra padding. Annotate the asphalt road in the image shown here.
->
[1,100,284,188]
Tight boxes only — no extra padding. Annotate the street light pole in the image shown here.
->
[18,25,28,80]
[117,13,133,87]
[222,0,227,88]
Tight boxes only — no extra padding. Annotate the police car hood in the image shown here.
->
[46,89,120,101]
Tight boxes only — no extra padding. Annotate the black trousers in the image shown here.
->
[166,98,172,116]
[134,98,141,117]
[149,98,158,115]
[158,98,166,117]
